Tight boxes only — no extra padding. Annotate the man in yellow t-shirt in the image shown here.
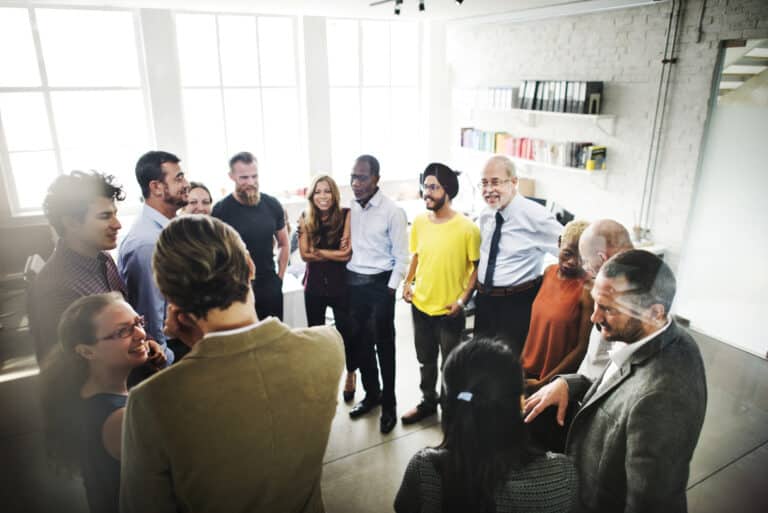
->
[401,163,481,425]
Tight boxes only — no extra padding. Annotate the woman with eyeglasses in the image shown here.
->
[40,292,165,513]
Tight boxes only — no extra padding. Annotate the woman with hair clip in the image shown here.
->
[40,292,162,513]
[395,338,577,513]
[298,174,356,401]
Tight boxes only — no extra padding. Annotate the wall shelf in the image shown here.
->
[470,108,617,136]
[455,146,605,175]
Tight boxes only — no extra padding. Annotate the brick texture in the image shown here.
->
[446,0,768,269]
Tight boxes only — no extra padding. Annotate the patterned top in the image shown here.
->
[28,242,127,362]
[395,449,577,513]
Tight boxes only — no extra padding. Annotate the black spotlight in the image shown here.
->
[395,0,402,15]
[456,0,464,5]
[419,1,425,11]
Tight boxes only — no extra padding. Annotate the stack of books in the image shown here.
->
[517,80,603,114]
[460,128,607,171]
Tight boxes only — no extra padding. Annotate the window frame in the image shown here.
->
[174,10,308,195]
[327,17,423,181]
[0,4,155,218]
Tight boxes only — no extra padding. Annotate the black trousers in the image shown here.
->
[253,274,283,321]
[305,292,356,372]
[473,280,541,356]
[411,305,465,408]
[347,272,396,409]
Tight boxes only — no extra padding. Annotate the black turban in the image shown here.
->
[421,162,459,199]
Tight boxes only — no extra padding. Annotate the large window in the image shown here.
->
[0,7,152,214]
[175,13,305,197]
[326,19,422,180]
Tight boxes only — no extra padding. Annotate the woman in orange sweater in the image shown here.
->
[520,220,593,393]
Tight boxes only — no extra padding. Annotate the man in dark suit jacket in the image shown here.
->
[525,249,707,513]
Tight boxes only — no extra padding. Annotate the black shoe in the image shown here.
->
[349,395,381,419]
[400,402,437,425]
[380,408,397,434]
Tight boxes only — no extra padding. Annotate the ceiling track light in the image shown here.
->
[419,1,425,12]
[395,0,402,15]
[456,0,464,5]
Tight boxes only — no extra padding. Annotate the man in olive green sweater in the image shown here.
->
[120,215,344,513]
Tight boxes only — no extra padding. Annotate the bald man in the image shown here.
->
[576,219,633,380]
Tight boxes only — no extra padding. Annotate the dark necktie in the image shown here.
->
[483,211,504,287]
[100,253,128,298]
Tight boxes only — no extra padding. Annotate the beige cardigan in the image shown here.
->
[120,318,344,513]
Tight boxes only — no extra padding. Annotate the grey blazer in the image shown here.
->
[562,321,707,513]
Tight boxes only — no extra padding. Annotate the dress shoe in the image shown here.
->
[400,402,437,425]
[349,395,381,419]
[380,408,397,434]
[343,372,357,403]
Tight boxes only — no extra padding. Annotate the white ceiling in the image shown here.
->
[1,0,587,20]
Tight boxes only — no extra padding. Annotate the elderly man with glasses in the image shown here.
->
[474,155,562,356]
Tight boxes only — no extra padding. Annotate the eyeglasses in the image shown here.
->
[422,183,442,193]
[97,316,145,341]
[477,179,512,190]
[350,174,371,183]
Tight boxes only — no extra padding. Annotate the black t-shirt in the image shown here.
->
[80,393,126,513]
[212,193,285,280]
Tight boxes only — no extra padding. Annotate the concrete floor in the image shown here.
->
[1,297,767,512]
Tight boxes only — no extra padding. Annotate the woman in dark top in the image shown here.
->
[298,174,356,401]
[395,338,577,513]
[40,292,156,513]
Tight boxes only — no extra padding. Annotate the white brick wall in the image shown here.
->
[445,0,768,270]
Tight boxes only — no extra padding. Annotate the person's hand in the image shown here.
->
[146,339,168,371]
[164,304,203,348]
[388,287,397,296]
[402,283,413,303]
[444,302,462,317]
[340,237,350,251]
[524,377,570,426]
[525,378,542,390]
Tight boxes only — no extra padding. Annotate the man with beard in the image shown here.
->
[400,163,480,425]
[119,151,189,366]
[346,154,408,434]
[524,250,707,513]
[212,151,289,321]
[474,155,561,355]
[29,171,136,363]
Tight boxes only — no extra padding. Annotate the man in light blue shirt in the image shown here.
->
[475,155,561,355]
[346,154,409,434]
[119,151,189,371]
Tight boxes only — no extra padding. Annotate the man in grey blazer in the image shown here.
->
[525,249,707,513]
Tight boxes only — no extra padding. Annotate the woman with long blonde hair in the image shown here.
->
[40,292,161,513]
[298,174,356,401]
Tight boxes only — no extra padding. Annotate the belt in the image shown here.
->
[346,270,392,286]
[476,276,542,297]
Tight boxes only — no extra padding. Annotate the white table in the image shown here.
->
[282,272,307,328]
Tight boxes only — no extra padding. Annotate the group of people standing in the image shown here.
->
[28,147,708,513]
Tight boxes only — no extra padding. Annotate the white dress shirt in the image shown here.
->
[577,325,614,382]
[596,318,672,393]
[347,189,409,290]
[476,193,562,287]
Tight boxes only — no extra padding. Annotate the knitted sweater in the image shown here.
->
[395,449,577,513]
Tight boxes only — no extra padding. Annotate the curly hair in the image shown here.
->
[560,219,590,248]
[42,171,125,237]
[153,216,251,319]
